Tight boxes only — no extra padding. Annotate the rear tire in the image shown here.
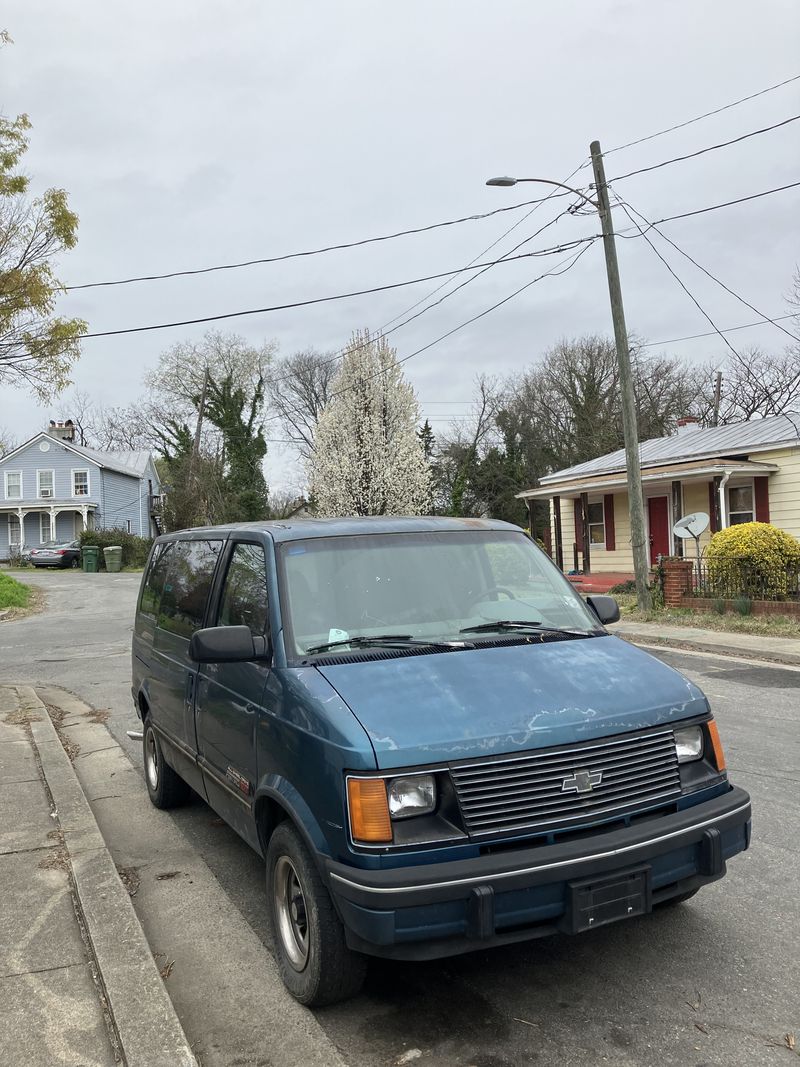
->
[265,821,366,1006]
[143,720,190,809]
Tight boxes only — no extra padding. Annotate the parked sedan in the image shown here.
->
[30,540,82,568]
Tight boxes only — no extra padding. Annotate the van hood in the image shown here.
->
[316,634,708,769]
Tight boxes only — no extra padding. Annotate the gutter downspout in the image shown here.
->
[718,470,732,529]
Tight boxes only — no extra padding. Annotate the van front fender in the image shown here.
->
[254,775,333,864]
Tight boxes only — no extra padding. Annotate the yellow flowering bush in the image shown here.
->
[706,522,800,599]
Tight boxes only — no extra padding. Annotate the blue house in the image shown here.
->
[0,421,163,560]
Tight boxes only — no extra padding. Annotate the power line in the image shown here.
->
[608,113,800,183]
[602,72,800,157]
[612,193,743,362]
[639,313,797,348]
[618,196,800,344]
[59,237,595,341]
[64,192,576,291]
[615,179,800,229]
[265,243,594,425]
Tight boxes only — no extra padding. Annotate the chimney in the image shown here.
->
[46,419,76,442]
[675,416,700,436]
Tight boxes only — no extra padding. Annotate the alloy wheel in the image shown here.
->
[274,855,310,971]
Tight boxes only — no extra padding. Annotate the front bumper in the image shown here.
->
[326,786,751,960]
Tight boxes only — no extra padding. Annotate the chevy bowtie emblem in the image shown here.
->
[561,769,603,794]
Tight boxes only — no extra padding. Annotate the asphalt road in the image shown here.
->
[2,569,798,1066]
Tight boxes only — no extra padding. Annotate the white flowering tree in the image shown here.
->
[308,332,432,516]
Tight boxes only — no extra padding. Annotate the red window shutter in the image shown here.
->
[708,482,718,533]
[603,494,616,551]
[573,499,584,551]
[754,477,770,523]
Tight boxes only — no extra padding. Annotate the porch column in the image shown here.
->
[49,506,56,541]
[81,505,88,530]
[527,499,536,541]
[580,492,591,574]
[17,508,24,546]
[552,496,564,572]
[671,481,683,557]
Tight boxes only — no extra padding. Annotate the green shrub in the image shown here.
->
[79,528,153,570]
[734,596,752,616]
[0,573,30,610]
[609,579,637,594]
[712,598,726,615]
[706,522,800,600]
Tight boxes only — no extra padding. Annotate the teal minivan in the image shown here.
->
[132,517,751,1005]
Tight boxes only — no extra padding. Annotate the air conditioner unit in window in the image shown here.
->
[40,489,53,498]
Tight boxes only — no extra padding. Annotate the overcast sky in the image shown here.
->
[3,1,799,490]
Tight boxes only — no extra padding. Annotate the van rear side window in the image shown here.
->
[158,539,223,637]
[139,543,173,618]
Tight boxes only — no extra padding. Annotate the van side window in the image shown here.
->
[158,539,223,637]
[139,543,172,618]
[217,543,269,635]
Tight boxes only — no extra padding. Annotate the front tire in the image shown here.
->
[658,887,700,908]
[265,822,366,1006]
[143,720,189,809]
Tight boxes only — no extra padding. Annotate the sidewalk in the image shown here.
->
[0,684,197,1067]
[610,618,800,666]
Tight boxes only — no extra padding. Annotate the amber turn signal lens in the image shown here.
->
[347,778,392,843]
[707,719,726,771]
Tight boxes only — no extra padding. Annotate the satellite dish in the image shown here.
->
[672,512,710,539]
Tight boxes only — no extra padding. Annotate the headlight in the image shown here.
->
[387,775,436,819]
[674,725,703,763]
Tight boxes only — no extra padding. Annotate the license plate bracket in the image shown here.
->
[562,865,651,934]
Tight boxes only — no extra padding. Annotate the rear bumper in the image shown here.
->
[326,786,751,960]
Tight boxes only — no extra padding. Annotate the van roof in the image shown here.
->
[159,516,522,543]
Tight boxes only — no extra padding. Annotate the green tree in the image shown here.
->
[0,60,86,399]
[204,371,269,522]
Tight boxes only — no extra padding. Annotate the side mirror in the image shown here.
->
[189,625,270,663]
[586,594,621,625]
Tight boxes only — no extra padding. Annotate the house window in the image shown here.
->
[4,471,22,499]
[37,470,55,499]
[8,515,21,546]
[728,485,754,525]
[73,470,89,496]
[40,513,52,543]
[587,501,605,546]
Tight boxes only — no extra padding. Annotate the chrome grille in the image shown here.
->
[450,728,681,837]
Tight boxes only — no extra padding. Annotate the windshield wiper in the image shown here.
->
[304,634,468,655]
[459,620,591,637]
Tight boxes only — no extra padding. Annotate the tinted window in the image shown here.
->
[218,543,269,635]
[158,539,223,637]
[139,543,172,618]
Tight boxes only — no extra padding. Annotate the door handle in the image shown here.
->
[185,673,195,705]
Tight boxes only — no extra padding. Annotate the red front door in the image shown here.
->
[647,496,670,564]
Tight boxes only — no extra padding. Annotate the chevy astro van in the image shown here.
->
[132,518,751,1005]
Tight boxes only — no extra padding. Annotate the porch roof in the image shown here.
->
[517,458,779,500]
[0,500,99,512]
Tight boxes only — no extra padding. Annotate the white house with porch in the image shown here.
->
[518,413,800,575]
[0,422,162,560]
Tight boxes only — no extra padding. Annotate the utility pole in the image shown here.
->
[712,371,723,427]
[590,140,652,612]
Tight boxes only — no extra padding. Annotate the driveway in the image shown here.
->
[2,569,798,1065]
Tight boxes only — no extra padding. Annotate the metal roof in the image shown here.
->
[74,445,152,478]
[538,412,800,485]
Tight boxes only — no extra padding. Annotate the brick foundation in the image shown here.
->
[682,596,800,618]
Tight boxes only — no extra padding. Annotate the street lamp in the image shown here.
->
[485,150,653,613]
[485,176,598,210]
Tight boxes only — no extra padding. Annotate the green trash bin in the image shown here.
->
[82,545,100,573]
[103,546,123,573]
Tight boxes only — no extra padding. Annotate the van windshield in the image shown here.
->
[277,530,603,658]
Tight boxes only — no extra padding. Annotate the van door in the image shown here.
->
[195,539,271,848]
[150,536,224,795]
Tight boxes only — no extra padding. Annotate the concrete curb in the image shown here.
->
[615,630,800,667]
[21,686,199,1067]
